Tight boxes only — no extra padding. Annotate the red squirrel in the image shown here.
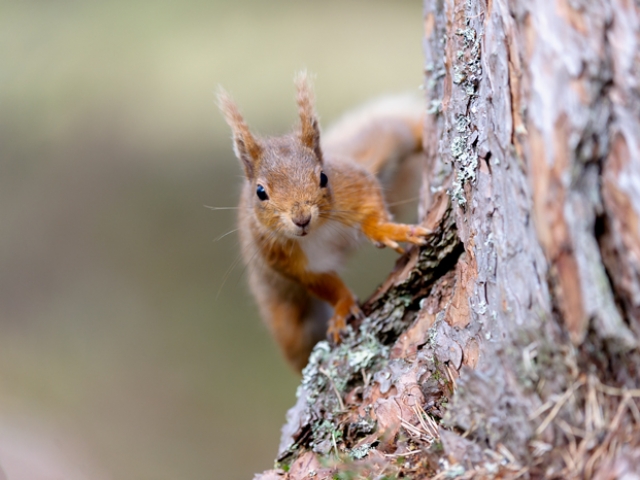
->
[217,72,428,371]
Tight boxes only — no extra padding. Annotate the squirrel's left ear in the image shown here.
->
[295,71,323,162]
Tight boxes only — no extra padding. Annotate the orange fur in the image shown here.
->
[218,74,427,372]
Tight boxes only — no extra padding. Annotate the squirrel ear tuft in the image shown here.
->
[294,71,322,162]
[217,87,262,179]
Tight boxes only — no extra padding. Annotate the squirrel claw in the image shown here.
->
[327,317,346,344]
[407,236,428,246]
[372,238,401,253]
[327,303,363,344]
[409,225,432,237]
[405,225,431,247]
[350,303,365,321]
[382,238,404,254]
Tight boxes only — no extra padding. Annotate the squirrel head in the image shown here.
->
[218,72,331,239]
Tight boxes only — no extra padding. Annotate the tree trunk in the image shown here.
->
[255,1,640,478]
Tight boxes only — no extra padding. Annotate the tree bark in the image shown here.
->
[255,1,640,478]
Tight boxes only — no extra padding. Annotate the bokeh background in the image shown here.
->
[0,1,423,478]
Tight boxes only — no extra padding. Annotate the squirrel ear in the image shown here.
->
[217,87,262,179]
[294,71,322,162]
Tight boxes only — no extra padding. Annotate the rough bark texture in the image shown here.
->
[254,1,640,478]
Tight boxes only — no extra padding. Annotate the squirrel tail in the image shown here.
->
[321,94,424,214]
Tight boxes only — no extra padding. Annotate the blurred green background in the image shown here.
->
[0,1,423,478]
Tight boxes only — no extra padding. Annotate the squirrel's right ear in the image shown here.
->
[294,71,323,162]
[217,87,262,179]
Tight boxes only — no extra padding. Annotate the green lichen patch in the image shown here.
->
[447,11,483,208]
[348,443,374,460]
[291,330,390,456]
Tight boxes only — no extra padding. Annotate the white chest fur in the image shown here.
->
[298,220,363,273]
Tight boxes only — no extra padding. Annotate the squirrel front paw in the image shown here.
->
[327,302,363,344]
[367,223,431,254]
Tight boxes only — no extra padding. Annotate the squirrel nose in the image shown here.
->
[293,214,311,228]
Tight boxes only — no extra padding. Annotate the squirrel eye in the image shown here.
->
[256,184,269,201]
[320,171,328,188]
